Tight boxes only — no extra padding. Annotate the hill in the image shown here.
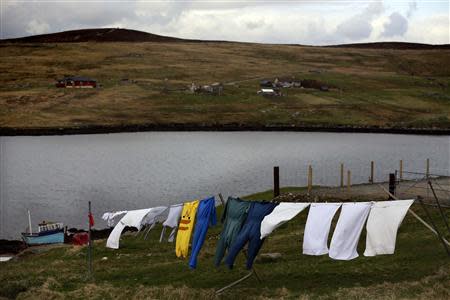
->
[2,28,449,50]
[0,32,450,134]
[0,28,190,43]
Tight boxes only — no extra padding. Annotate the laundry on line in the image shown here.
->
[103,198,416,269]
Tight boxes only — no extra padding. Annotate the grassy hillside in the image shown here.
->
[1,42,450,131]
[1,189,449,299]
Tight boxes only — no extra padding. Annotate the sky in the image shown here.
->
[0,0,449,45]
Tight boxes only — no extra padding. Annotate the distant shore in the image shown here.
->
[1,124,450,136]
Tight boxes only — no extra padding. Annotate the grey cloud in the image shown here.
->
[334,1,384,41]
[382,12,408,38]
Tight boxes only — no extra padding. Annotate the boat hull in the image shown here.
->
[21,231,64,245]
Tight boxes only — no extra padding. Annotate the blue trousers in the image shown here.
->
[225,201,277,270]
[189,197,217,269]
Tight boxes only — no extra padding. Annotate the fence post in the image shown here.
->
[388,173,396,199]
[347,170,351,193]
[308,165,313,194]
[340,163,344,188]
[273,166,280,198]
[399,160,403,180]
[426,158,430,178]
[369,161,374,184]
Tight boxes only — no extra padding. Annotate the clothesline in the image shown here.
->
[104,195,431,271]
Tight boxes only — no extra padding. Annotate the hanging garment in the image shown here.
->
[188,197,217,268]
[160,204,183,242]
[102,211,128,227]
[303,203,342,255]
[214,197,251,266]
[225,201,278,270]
[106,207,166,249]
[260,202,310,239]
[175,200,199,258]
[364,200,414,256]
[329,202,372,260]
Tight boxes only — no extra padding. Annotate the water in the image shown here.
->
[0,132,448,239]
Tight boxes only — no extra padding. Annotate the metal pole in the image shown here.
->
[417,196,450,256]
[88,201,93,278]
[273,166,280,198]
[428,180,450,234]
[340,163,344,188]
[426,158,430,179]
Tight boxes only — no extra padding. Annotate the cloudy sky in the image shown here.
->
[1,0,449,45]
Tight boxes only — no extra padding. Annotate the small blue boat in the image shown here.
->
[21,212,65,246]
[21,229,64,245]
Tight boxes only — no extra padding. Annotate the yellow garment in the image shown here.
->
[175,200,199,258]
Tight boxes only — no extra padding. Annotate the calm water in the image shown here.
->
[0,132,449,239]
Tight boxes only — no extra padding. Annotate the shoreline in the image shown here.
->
[1,124,450,136]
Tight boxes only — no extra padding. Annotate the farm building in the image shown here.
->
[190,82,223,95]
[257,88,281,97]
[56,76,97,88]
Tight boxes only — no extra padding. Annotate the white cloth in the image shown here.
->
[260,202,310,239]
[106,207,166,249]
[141,206,168,226]
[303,203,342,255]
[364,200,414,256]
[102,211,128,227]
[329,202,372,260]
[160,204,183,242]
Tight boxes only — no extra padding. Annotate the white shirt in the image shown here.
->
[364,200,414,256]
[303,203,342,255]
[260,202,310,239]
[329,202,372,260]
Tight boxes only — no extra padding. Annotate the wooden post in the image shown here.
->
[399,160,403,180]
[347,170,351,193]
[88,201,93,278]
[369,161,374,184]
[340,163,344,188]
[426,158,430,178]
[388,173,396,199]
[273,166,280,198]
[308,165,313,194]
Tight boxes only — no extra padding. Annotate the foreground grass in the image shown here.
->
[1,189,449,299]
[0,42,450,130]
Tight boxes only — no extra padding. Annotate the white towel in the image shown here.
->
[303,203,342,255]
[260,202,310,239]
[364,200,414,256]
[106,207,166,249]
[329,202,372,260]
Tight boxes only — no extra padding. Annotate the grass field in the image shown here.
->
[1,42,450,130]
[1,188,449,299]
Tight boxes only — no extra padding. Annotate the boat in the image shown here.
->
[21,211,64,246]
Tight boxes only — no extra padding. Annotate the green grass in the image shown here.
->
[1,188,449,299]
[1,42,450,130]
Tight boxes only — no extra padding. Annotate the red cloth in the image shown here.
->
[89,213,95,227]
[72,233,89,246]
